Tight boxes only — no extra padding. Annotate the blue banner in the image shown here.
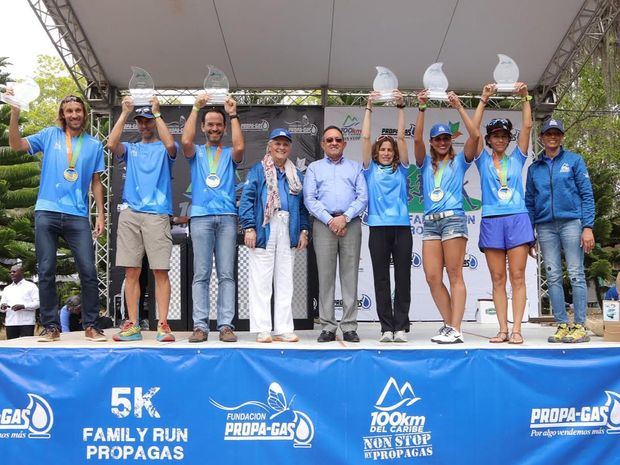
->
[0,348,619,464]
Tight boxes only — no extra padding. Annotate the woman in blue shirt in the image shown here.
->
[472,83,534,344]
[361,90,411,343]
[413,91,480,344]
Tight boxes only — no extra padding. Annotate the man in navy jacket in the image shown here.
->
[525,118,595,344]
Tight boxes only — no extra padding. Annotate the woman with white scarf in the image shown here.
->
[239,128,310,343]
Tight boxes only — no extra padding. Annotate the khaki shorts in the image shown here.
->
[115,209,172,270]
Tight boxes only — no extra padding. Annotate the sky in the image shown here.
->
[0,0,61,79]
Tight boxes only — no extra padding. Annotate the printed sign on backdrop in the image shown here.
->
[325,107,539,321]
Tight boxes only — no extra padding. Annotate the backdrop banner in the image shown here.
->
[0,347,618,464]
[324,107,539,321]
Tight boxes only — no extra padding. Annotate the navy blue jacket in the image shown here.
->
[525,148,595,228]
[238,163,310,248]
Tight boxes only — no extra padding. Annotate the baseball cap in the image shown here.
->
[133,106,155,119]
[430,123,453,139]
[540,118,565,134]
[269,128,292,141]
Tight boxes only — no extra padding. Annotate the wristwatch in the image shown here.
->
[244,228,255,234]
[343,214,351,223]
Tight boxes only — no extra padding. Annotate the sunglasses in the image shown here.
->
[324,137,343,143]
[61,95,83,103]
[376,135,394,142]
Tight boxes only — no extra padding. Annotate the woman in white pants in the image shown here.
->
[239,128,309,342]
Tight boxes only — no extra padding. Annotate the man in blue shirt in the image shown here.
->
[8,94,106,342]
[181,94,245,343]
[604,274,620,301]
[304,126,368,342]
[525,118,595,343]
[108,96,178,343]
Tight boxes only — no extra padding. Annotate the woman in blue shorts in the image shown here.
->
[472,82,534,344]
[361,90,412,343]
[413,90,480,344]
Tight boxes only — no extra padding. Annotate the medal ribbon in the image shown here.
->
[433,158,448,189]
[65,131,84,170]
[492,154,509,189]
[206,145,222,177]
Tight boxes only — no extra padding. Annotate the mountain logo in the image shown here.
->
[374,377,421,412]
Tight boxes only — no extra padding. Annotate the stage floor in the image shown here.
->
[0,322,616,350]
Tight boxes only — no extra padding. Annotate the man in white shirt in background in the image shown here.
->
[1,264,40,339]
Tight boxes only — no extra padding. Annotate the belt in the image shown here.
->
[424,210,456,221]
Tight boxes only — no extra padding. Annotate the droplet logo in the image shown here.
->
[0,393,54,440]
[605,391,620,432]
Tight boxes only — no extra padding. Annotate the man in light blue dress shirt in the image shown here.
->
[304,126,368,342]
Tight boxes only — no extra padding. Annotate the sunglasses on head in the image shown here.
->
[61,95,82,104]
[376,135,394,142]
[324,137,343,143]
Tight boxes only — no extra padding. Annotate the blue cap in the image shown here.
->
[540,118,565,134]
[133,106,155,119]
[430,123,453,139]
[269,128,292,141]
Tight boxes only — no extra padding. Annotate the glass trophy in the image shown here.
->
[372,66,398,103]
[493,54,519,92]
[0,78,40,111]
[204,65,230,105]
[423,63,449,101]
[128,66,155,105]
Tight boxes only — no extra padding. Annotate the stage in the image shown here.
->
[1,323,619,465]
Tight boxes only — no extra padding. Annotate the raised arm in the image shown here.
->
[413,90,428,167]
[150,96,177,157]
[448,92,480,162]
[181,93,209,158]
[225,97,244,163]
[394,90,408,166]
[107,96,133,158]
[8,104,30,152]
[361,92,377,168]
[471,84,496,155]
[515,82,532,154]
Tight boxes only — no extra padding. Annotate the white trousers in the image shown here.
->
[248,211,295,334]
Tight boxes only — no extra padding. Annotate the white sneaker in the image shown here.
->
[273,332,299,342]
[434,326,464,344]
[393,331,407,343]
[256,332,273,343]
[430,324,448,343]
[379,331,393,343]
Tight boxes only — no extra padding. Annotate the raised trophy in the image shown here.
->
[0,78,40,111]
[128,66,155,105]
[204,65,230,105]
[493,54,519,92]
[372,66,398,103]
[423,63,449,101]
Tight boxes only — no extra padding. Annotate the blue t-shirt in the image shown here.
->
[120,141,177,215]
[475,146,528,217]
[27,126,105,217]
[419,151,471,215]
[188,144,238,217]
[363,161,410,226]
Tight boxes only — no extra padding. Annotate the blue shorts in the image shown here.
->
[479,213,535,251]
[423,215,468,241]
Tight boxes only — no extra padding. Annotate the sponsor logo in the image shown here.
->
[529,390,620,437]
[285,115,318,136]
[295,157,307,172]
[335,294,372,310]
[363,378,433,461]
[463,253,478,269]
[411,252,422,268]
[380,123,416,139]
[210,382,314,448]
[241,119,270,132]
[341,114,362,141]
[560,163,570,173]
[0,393,54,439]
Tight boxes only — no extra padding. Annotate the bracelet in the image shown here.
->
[521,95,533,102]
[480,98,488,105]
[230,114,239,120]
[396,104,405,109]
[152,112,161,119]
[418,104,427,111]
[300,230,309,236]
[192,105,200,112]
[365,107,372,112]
[244,228,255,234]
